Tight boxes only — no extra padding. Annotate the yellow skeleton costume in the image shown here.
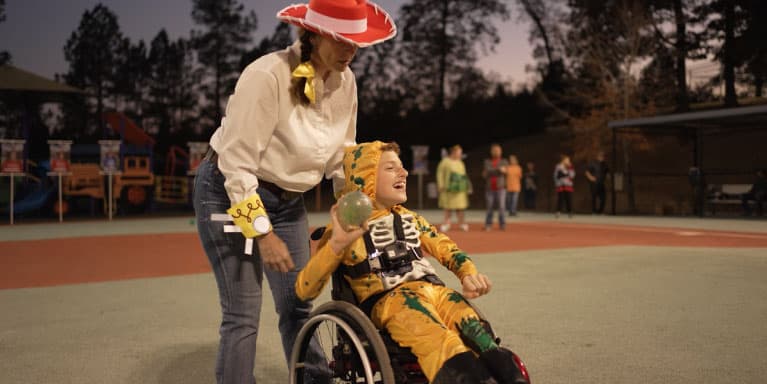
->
[297,142,525,383]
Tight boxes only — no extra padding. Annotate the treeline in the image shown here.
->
[2,0,766,158]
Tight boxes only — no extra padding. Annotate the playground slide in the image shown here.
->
[0,161,57,215]
[10,183,56,215]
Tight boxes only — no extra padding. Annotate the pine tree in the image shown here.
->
[190,0,257,137]
[397,0,509,111]
[0,0,10,65]
[146,30,198,152]
[239,23,293,71]
[62,4,125,136]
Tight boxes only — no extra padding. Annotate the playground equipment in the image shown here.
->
[154,145,190,205]
[61,163,105,215]
[114,155,154,213]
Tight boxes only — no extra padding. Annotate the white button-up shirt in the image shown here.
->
[210,41,357,205]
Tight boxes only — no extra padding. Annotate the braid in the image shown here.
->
[291,30,315,105]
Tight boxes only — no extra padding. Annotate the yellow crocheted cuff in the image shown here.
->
[226,193,272,238]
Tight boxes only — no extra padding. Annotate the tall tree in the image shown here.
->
[239,23,293,71]
[648,0,706,111]
[351,39,402,116]
[740,0,767,97]
[516,0,572,125]
[517,0,566,78]
[397,0,509,111]
[565,0,656,213]
[63,4,124,136]
[693,0,750,107]
[0,0,10,65]
[146,30,198,153]
[112,38,149,118]
[191,0,257,136]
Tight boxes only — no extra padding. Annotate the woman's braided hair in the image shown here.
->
[291,29,315,105]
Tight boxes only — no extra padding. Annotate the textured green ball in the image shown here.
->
[337,190,373,228]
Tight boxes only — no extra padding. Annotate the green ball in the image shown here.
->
[337,190,373,228]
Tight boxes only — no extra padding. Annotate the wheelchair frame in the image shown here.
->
[288,267,509,384]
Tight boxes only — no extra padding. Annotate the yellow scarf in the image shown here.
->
[292,61,316,104]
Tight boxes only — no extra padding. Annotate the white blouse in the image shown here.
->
[209,41,357,205]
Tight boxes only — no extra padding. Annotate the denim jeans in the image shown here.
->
[485,189,507,229]
[506,191,520,215]
[193,158,321,384]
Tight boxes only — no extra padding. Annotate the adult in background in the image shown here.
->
[742,169,766,216]
[192,1,397,383]
[585,151,609,214]
[523,161,538,210]
[505,154,523,217]
[437,145,471,232]
[482,143,508,230]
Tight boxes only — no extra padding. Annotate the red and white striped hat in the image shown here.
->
[277,0,397,47]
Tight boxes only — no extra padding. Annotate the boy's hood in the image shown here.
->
[340,141,388,212]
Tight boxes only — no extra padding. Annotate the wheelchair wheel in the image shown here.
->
[289,301,395,384]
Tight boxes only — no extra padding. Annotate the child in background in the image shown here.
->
[505,155,522,217]
[554,154,575,218]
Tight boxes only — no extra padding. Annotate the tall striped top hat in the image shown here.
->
[277,0,397,47]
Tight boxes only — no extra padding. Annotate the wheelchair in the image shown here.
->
[288,268,531,383]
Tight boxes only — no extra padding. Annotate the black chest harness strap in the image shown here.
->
[339,212,444,315]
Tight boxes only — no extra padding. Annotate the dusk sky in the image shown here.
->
[0,0,535,86]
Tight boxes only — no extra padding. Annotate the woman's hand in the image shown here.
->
[461,273,492,299]
[328,204,368,255]
[257,232,295,273]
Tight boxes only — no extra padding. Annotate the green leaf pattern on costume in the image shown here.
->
[402,290,441,326]
[448,291,466,304]
[451,251,470,270]
[458,317,498,353]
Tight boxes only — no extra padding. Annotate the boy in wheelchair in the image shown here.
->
[296,141,529,384]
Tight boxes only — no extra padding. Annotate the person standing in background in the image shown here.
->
[523,161,538,210]
[554,154,575,218]
[585,151,609,215]
[437,145,471,232]
[482,144,508,230]
[505,155,523,217]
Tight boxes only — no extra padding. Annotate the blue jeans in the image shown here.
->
[485,189,507,229]
[506,191,520,215]
[193,158,320,384]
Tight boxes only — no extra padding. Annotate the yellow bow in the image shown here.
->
[292,61,316,104]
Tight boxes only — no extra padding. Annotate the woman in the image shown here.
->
[437,145,471,232]
[554,154,575,218]
[192,1,397,383]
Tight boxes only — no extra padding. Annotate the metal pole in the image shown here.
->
[58,173,63,223]
[108,173,113,221]
[695,127,703,217]
[612,128,617,215]
[10,175,14,225]
[418,173,423,210]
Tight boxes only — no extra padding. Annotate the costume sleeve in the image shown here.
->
[295,226,343,301]
[326,77,357,197]
[215,68,280,205]
[405,208,478,280]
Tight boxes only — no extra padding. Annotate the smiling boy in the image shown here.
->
[296,141,528,384]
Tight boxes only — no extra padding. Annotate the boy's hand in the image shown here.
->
[328,204,368,255]
[461,273,492,299]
